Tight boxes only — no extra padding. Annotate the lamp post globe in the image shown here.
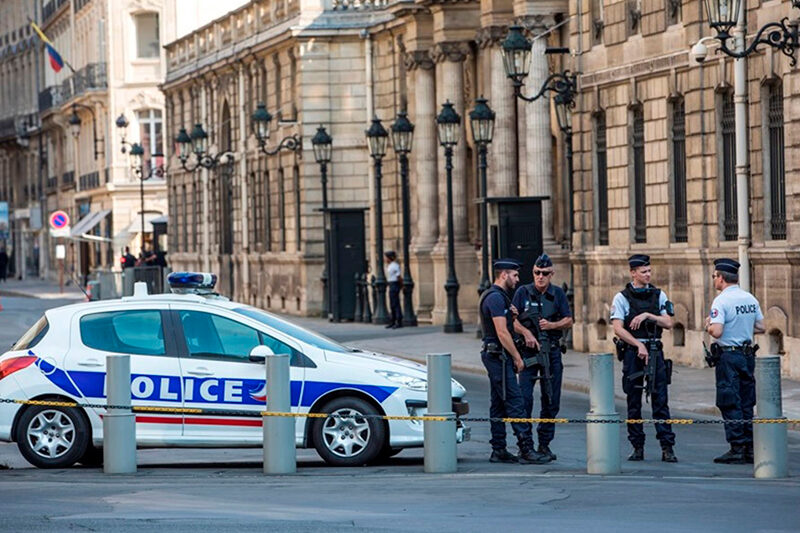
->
[251,102,272,143]
[311,125,333,164]
[68,109,81,139]
[704,0,741,33]
[501,25,533,85]
[190,123,207,156]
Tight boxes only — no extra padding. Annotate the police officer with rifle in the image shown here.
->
[512,253,572,462]
[479,259,549,465]
[611,254,678,463]
[703,258,765,464]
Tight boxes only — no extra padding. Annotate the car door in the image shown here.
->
[63,305,184,443]
[173,307,305,444]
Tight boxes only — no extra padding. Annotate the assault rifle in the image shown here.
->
[627,335,661,404]
[516,304,555,401]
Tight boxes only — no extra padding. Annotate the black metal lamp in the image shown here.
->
[470,97,495,298]
[391,111,417,327]
[251,102,272,143]
[190,123,207,156]
[554,92,573,134]
[130,142,145,174]
[390,111,414,154]
[312,125,333,319]
[501,26,532,86]
[365,116,389,158]
[69,109,81,138]
[311,125,332,164]
[703,0,741,33]
[436,100,460,146]
[175,127,192,162]
[365,116,390,324]
[469,96,495,144]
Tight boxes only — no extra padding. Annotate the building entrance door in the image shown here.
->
[327,208,367,321]
[488,197,545,286]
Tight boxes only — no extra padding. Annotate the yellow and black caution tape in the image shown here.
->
[2,397,798,425]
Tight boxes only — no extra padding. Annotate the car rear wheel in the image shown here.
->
[16,405,90,469]
[312,397,386,466]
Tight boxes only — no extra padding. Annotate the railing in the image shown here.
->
[40,63,106,112]
[42,0,69,25]
[62,170,74,186]
[79,171,100,190]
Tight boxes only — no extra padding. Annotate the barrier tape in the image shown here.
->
[3,397,798,425]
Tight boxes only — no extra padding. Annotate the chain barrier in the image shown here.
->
[3,397,798,425]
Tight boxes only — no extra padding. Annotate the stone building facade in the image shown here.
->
[570,0,800,378]
[162,0,572,322]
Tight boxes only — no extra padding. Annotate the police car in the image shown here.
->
[0,273,468,469]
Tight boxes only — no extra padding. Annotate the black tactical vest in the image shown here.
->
[622,283,662,339]
[479,284,513,343]
[522,284,563,340]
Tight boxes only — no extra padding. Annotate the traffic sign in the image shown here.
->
[49,210,70,230]
[50,227,71,238]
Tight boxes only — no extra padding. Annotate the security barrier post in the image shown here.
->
[424,353,457,473]
[586,352,621,474]
[263,353,296,474]
[104,355,136,474]
[753,356,788,479]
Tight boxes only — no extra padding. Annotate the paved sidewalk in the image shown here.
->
[0,278,85,300]
[288,315,800,428]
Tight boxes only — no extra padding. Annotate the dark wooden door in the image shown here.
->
[498,201,543,286]
[329,210,366,321]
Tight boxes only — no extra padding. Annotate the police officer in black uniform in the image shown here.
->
[512,253,572,461]
[610,254,677,462]
[480,258,549,464]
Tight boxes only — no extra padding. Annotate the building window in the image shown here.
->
[135,13,160,59]
[136,109,163,173]
[671,99,687,243]
[720,91,738,241]
[766,82,786,240]
[595,111,609,245]
[666,0,681,25]
[591,0,604,45]
[632,105,646,243]
[627,0,642,37]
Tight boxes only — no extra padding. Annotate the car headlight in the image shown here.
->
[451,378,466,396]
[375,370,428,391]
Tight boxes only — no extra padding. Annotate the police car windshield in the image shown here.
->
[233,307,351,353]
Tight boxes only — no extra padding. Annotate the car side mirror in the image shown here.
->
[249,345,275,363]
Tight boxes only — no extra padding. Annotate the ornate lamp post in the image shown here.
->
[68,103,103,159]
[390,111,417,327]
[251,102,302,155]
[436,101,463,334]
[116,114,167,251]
[311,125,333,318]
[174,123,234,171]
[468,97,495,297]
[365,116,390,324]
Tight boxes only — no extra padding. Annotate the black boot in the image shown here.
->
[661,445,678,463]
[628,446,644,461]
[744,445,754,464]
[489,448,518,463]
[713,445,747,464]
[537,444,557,461]
[518,448,551,465]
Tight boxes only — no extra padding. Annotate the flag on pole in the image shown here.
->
[30,21,65,73]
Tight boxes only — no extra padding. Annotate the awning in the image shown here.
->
[121,212,162,235]
[70,209,111,239]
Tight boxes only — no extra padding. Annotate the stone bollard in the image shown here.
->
[586,353,621,475]
[424,353,457,473]
[263,352,296,474]
[753,356,788,479]
[104,355,136,474]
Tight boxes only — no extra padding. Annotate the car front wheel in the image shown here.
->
[312,397,386,466]
[16,405,90,469]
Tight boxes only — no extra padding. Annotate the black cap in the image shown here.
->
[714,257,740,274]
[628,254,650,269]
[384,250,397,260]
[493,258,521,271]
[534,253,553,268]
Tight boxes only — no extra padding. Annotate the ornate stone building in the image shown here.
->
[163,0,572,322]
[570,0,800,378]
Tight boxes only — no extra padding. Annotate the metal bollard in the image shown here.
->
[586,353,621,475]
[104,355,136,474]
[424,353,457,473]
[753,356,788,479]
[263,353,296,474]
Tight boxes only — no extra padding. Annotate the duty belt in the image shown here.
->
[718,345,745,352]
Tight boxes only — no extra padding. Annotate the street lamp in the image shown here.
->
[174,123,234,171]
[365,116,390,325]
[469,96,495,298]
[251,102,301,155]
[311,125,333,319]
[68,103,102,159]
[390,111,417,327]
[695,0,799,65]
[436,100,463,334]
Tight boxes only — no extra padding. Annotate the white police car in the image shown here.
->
[0,273,468,469]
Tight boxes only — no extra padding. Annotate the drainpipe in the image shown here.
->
[363,30,376,279]
[238,62,249,298]
[733,0,751,290]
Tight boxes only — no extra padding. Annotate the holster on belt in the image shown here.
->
[483,342,508,400]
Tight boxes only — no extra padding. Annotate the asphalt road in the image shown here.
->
[0,297,799,531]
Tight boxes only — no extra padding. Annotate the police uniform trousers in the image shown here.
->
[481,350,533,451]
[622,346,675,448]
[518,346,563,447]
[715,349,755,447]
[388,281,402,325]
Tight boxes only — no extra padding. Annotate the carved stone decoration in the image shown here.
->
[476,26,507,49]
[127,90,163,110]
[514,15,555,35]
[429,42,471,64]
[404,50,434,71]
[127,0,161,12]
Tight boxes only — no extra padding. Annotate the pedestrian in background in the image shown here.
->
[0,247,7,282]
[385,250,403,329]
[704,258,765,464]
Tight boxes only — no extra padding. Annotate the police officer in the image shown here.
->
[385,251,403,329]
[610,254,677,462]
[512,253,572,461]
[703,258,765,464]
[480,258,549,464]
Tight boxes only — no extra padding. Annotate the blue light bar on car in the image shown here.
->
[167,272,217,293]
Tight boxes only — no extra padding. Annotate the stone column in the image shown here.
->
[478,26,518,197]
[522,17,555,244]
[406,51,438,319]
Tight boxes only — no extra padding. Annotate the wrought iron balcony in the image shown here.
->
[42,0,69,26]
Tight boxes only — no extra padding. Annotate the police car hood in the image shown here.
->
[325,348,426,374]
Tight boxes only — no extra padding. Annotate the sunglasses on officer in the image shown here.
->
[533,269,553,277]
